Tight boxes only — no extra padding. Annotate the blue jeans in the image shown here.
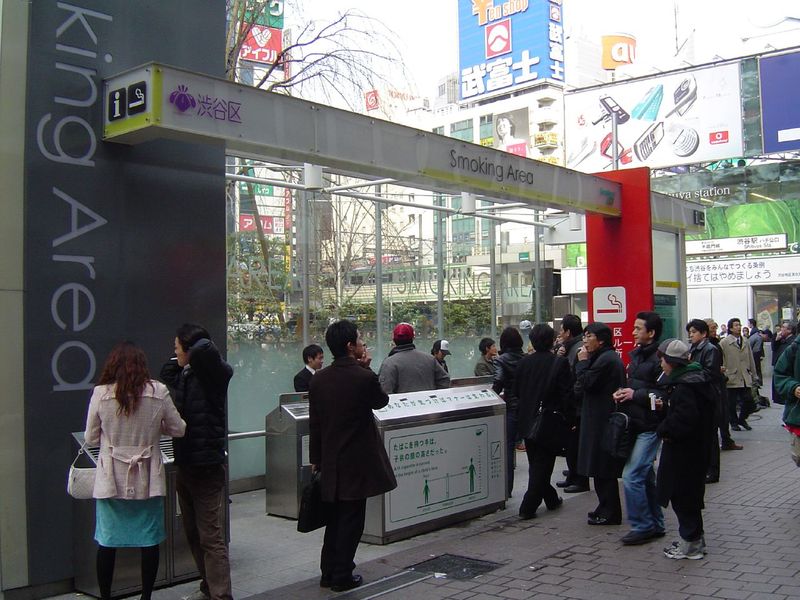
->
[622,431,664,533]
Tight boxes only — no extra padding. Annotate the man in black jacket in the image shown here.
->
[555,314,589,493]
[309,320,397,592]
[687,319,741,486]
[161,324,234,600]
[294,344,324,392]
[613,311,665,545]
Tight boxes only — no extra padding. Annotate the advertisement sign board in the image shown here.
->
[760,51,800,153]
[238,214,285,234]
[239,23,283,66]
[458,0,565,102]
[493,107,530,157]
[601,34,636,70]
[565,63,743,171]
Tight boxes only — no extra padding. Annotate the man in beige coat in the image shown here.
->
[720,318,757,431]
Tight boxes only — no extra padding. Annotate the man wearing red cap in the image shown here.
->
[378,323,450,394]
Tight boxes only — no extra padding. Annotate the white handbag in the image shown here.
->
[67,444,96,500]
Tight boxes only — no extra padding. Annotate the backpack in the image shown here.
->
[601,403,632,459]
[775,339,799,406]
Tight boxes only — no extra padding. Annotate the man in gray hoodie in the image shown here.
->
[378,323,450,394]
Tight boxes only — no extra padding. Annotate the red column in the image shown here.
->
[586,167,654,362]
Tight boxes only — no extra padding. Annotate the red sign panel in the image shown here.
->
[239,24,282,65]
[239,214,284,234]
[709,130,729,145]
[485,19,512,59]
[283,188,292,232]
[586,168,654,365]
[365,89,380,111]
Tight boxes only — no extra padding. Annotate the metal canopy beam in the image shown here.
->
[103,62,623,216]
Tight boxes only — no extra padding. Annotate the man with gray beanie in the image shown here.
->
[655,339,716,560]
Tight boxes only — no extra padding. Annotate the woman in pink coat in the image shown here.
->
[84,342,185,600]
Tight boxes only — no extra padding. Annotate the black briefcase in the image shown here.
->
[297,472,328,533]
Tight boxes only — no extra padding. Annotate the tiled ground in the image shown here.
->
[50,396,799,600]
[248,404,800,600]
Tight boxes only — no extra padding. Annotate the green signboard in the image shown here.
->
[654,293,679,340]
[244,0,284,29]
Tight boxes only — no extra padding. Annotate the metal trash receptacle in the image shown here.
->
[265,392,311,519]
[363,384,506,544]
[71,433,200,598]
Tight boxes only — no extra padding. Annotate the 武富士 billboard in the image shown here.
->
[458,0,566,102]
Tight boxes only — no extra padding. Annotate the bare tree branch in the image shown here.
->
[226,2,409,110]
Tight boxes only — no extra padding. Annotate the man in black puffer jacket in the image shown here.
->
[656,339,716,560]
[613,311,666,546]
[493,326,527,497]
[161,324,233,600]
[687,319,741,486]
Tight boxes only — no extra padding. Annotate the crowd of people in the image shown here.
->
[80,313,799,597]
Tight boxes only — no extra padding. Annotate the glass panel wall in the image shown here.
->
[224,164,547,483]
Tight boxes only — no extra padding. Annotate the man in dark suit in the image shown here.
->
[309,321,397,592]
[293,344,324,392]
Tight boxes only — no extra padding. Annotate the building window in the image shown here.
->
[432,125,445,135]
[450,119,473,142]
[479,114,494,143]
[239,63,254,86]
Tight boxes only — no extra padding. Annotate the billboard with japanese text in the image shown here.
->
[239,23,283,66]
[564,63,743,171]
[238,213,285,235]
[458,0,565,102]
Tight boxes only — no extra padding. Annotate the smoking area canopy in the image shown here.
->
[103,62,703,228]
[102,62,705,346]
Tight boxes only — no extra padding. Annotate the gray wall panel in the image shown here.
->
[23,1,225,584]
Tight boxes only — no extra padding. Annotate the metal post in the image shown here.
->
[436,196,445,337]
[534,213,542,323]
[488,215,497,339]
[298,190,310,346]
[375,184,384,354]
[611,113,620,170]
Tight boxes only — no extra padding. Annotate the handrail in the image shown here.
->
[228,430,266,441]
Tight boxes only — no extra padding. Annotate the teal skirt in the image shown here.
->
[95,497,165,548]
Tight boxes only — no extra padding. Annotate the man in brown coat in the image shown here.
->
[309,320,397,592]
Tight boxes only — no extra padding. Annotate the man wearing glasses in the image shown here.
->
[309,320,397,593]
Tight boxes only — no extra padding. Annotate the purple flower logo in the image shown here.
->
[169,85,196,112]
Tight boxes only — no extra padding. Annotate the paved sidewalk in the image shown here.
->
[52,404,798,600]
[246,404,800,600]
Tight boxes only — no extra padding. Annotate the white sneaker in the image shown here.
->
[182,589,210,600]
[667,536,707,554]
[664,539,704,560]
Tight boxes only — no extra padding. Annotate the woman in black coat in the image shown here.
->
[656,338,716,560]
[574,322,626,525]
[493,326,526,497]
[515,324,573,519]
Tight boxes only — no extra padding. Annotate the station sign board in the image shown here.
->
[686,234,787,255]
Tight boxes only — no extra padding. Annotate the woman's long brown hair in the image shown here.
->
[97,342,151,416]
